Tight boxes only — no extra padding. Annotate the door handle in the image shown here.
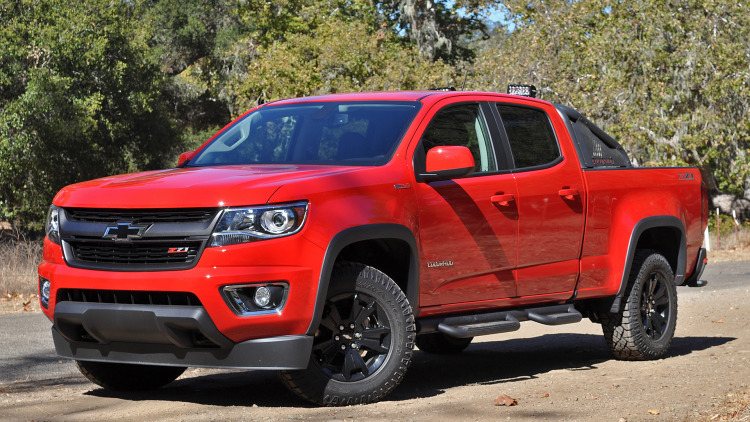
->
[491,193,515,206]
[558,188,579,200]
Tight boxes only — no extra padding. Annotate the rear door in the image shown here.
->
[413,100,519,307]
[492,102,586,297]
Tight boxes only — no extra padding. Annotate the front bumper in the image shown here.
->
[39,234,325,343]
[52,301,313,369]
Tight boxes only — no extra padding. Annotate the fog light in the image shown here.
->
[221,283,288,316]
[39,276,51,309]
[254,286,272,308]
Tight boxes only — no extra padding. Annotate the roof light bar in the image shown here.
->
[507,84,537,98]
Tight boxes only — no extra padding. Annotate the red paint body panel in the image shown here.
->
[39,90,707,362]
[576,168,704,298]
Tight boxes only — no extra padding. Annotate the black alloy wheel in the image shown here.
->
[278,262,415,406]
[599,249,678,361]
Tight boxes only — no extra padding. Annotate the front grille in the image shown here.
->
[65,208,218,224]
[57,289,202,306]
[69,240,202,265]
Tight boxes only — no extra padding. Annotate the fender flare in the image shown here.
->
[305,224,420,335]
[610,215,686,313]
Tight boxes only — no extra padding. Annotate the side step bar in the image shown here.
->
[418,304,582,339]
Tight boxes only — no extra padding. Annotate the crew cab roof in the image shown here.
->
[268,90,552,107]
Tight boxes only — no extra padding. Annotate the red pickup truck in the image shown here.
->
[38,89,708,406]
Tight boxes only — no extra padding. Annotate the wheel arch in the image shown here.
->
[305,224,420,335]
[609,216,686,313]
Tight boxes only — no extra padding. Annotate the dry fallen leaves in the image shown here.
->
[494,394,518,407]
[23,300,32,312]
[539,393,550,398]
[713,318,726,323]
[648,409,660,415]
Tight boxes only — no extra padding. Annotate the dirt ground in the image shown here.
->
[1,251,748,421]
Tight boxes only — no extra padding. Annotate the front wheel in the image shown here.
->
[600,250,678,360]
[278,263,415,406]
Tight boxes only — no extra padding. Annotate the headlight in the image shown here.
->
[46,205,61,244]
[211,202,308,247]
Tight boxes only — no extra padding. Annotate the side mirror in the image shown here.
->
[177,150,196,167]
[420,146,475,182]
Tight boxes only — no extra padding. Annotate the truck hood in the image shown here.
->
[53,165,361,208]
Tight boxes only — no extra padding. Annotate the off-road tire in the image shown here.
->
[278,262,415,406]
[600,250,677,360]
[415,332,473,354]
[76,361,186,390]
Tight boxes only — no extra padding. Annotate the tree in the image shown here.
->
[161,0,457,122]
[381,0,492,62]
[473,0,750,200]
[0,0,182,230]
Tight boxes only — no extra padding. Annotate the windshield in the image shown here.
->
[188,101,421,167]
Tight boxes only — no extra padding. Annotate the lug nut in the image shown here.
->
[340,344,346,350]
[339,325,345,331]
[354,332,362,339]
[351,343,359,349]
[334,335,340,341]
[349,323,355,329]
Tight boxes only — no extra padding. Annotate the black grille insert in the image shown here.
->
[69,241,202,265]
[57,289,202,306]
[65,208,218,224]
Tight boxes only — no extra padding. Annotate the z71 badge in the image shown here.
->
[678,172,694,181]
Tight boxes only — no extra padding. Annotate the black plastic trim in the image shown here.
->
[58,207,222,272]
[418,304,582,338]
[554,104,632,169]
[419,166,474,182]
[610,216,686,313]
[684,247,708,287]
[509,155,565,174]
[305,224,420,335]
[52,329,313,370]
[54,302,233,348]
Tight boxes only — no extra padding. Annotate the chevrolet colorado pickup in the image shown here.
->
[38,89,708,406]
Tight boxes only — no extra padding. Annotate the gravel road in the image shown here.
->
[1,261,748,421]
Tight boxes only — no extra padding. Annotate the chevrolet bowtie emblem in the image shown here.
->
[103,222,151,241]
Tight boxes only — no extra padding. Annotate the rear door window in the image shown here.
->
[496,105,560,169]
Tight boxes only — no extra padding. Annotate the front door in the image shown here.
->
[414,101,519,307]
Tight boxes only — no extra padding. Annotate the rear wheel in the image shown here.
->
[600,250,677,360]
[416,332,473,354]
[76,361,185,391]
[278,262,415,406]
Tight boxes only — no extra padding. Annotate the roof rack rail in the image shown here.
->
[428,87,457,91]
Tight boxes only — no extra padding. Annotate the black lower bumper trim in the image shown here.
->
[52,329,313,370]
[684,247,708,287]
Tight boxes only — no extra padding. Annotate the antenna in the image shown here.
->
[461,68,468,91]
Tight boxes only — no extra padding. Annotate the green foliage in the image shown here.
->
[0,0,182,230]
[708,213,742,237]
[473,0,750,196]
[380,0,492,63]
[2,0,749,232]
